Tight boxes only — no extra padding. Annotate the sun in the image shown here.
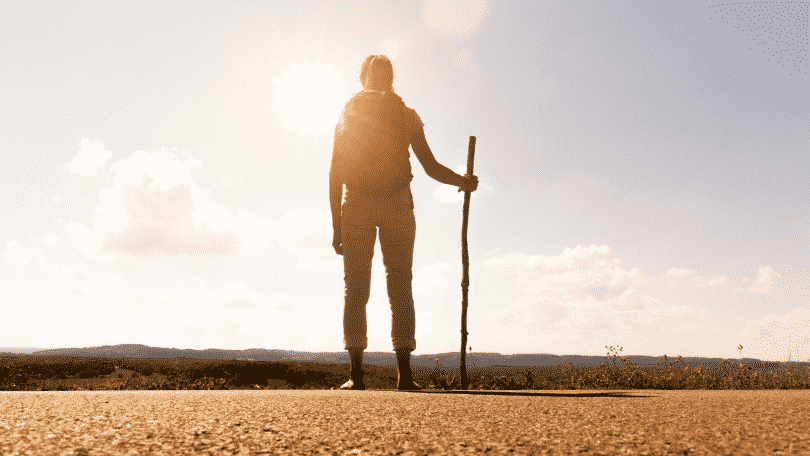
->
[269,58,352,138]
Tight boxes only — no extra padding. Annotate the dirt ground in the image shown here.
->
[1,389,808,455]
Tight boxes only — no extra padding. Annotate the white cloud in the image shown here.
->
[62,144,340,269]
[479,245,806,359]
[747,266,781,294]
[479,245,742,357]
[66,146,242,261]
[482,244,652,327]
[67,137,112,176]
[483,244,649,292]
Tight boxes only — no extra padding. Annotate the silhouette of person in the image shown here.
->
[330,55,478,390]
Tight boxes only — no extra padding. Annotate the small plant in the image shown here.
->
[429,358,441,389]
[787,336,792,363]
[466,346,484,387]
[524,367,534,390]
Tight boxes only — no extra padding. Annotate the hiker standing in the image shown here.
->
[330,55,479,390]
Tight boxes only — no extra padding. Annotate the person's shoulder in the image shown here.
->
[335,92,365,125]
[403,103,423,128]
[393,95,421,127]
[344,92,366,111]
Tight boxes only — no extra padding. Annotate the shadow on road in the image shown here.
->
[400,390,653,398]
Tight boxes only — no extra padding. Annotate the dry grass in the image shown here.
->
[414,345,810,391]
[3,345,809,391]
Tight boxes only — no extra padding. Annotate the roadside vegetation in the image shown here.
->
[1,345,808,392]
[447,345,810,391]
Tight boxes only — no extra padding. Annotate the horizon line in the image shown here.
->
[1,344,804,363]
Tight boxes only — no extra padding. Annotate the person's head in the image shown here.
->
[359,55,394,92]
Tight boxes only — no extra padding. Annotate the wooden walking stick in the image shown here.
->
[460,136,476,390]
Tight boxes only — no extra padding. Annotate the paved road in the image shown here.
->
[1,389,808,455]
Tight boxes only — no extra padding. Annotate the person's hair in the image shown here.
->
[359,55,394,92]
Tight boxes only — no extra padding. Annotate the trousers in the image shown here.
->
[341,185,416,352]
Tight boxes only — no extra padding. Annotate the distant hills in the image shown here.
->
[0,347,48,354]
[2,344,805,369]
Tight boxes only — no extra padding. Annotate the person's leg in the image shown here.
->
[339,351,366,390]
[394,348,419,390]
[341,199,376,352]
[347,347,363,380]
[339,195,377,390]
[379,187,420,390]
[379,188,416,353]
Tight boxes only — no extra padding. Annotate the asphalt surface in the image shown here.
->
[1,389,808,455]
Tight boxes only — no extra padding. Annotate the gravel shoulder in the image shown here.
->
[1,389,808,455]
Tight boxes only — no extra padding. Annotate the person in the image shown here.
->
[330,55,479,391]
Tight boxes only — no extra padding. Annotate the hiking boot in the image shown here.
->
[395,348,422,391]
[339,348,365,390]
[339,375,365,390]
[396,379,422,391]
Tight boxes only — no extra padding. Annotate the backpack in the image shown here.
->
[334,91,415,196]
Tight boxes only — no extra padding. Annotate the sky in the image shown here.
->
[1,0,808,362]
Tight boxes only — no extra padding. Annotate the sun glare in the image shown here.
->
[269,58,351,138]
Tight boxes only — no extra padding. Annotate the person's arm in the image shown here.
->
[329,125,345,255]
[411,124,478,192]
